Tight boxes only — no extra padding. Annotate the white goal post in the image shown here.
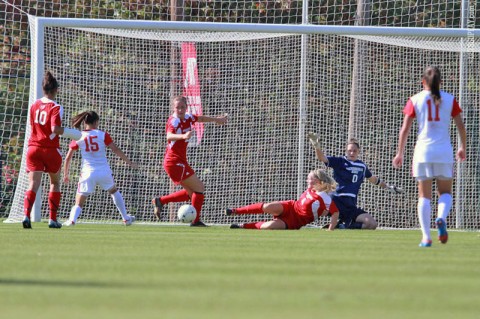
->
[6,16,480,229]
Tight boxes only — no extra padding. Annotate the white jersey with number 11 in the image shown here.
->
[403,90,462,164]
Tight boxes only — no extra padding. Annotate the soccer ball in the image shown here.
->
[177,204,197,223]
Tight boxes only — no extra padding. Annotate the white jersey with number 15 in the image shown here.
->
[69,129,113,173]
[403,90,462,164]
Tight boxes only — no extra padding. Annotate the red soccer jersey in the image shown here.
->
[294,188,338,223]
[164,113,198,163]
[28,97,63,148]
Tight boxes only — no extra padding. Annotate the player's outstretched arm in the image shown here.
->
[197,114,228,125]
[308,132,328,164]
[52,126,82,140]
[368,176,404,194]
[108,143,139,169]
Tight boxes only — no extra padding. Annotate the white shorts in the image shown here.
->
[77,170,115,195]
[412,162,453,181]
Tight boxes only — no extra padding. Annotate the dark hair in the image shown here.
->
[422,66,442,106]
[71,111,100,129]
[42,71,59,95]
[347,138,360,149]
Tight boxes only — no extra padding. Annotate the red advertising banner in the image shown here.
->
[181,42,204,146]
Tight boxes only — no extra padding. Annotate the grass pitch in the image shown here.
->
[0,221,479,319]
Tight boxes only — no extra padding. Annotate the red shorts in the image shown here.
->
[26,146,62,173]
[275,200,311,230]
[163,160,195,184]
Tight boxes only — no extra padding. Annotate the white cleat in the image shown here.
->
[123,215,136,226]
[62,220,75,227]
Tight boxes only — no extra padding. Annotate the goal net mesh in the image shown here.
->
[7,18,480,229]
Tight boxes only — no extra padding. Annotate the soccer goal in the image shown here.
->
[6,16,480,229]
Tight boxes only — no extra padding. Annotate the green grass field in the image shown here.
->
[0,221,479,319]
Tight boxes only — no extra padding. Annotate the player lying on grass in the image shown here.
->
[308,133,403,230]
[63,111,138,226]
[225,169,339,230]
[152,95,228,227]
[393,66,466,247]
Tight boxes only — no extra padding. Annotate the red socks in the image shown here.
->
[48,192,61,221]
[159,189,206,223]
[160,189,190,204]
[191,192,204,223]
[233,203,264,215]
[23,190,36,218]
[243,222,265,229]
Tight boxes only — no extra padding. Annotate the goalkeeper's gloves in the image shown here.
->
[308,132,321,149]
[387,185,404,194]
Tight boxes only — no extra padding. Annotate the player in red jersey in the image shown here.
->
[393,66,467,247]
[22,71,83,229]
[225,169,339,230]
[152,96,228,227]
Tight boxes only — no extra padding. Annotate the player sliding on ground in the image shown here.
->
[22,71,83,229]
[225,169,339,230]
[152,95,228,227]
[63,111,138,226]
[308,133,403,230]
[393,66,467,247]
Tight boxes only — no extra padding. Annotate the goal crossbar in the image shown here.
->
[34,16,480,38]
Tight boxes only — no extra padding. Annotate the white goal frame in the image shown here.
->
[7,16,480,228]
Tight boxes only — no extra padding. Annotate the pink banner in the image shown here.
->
[181,42,204,146]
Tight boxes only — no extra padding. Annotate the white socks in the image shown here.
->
[69,205,82,223]
[437,193,452,221]
[418,197,431,241]
[111,191,128,220]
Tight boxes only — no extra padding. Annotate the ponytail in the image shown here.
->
[71,111,100,129]
[423,66,442,106]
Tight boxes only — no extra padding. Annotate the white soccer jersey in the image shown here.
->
[403,90,462,163]
[69,129,113,173]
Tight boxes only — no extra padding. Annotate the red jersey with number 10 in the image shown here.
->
[28,97,63,148]
[164,113,198,163]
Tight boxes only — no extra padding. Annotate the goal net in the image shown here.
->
[6,16,480,229]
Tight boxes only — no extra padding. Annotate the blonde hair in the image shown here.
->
[172,95,187,106]
[311,169,337,192]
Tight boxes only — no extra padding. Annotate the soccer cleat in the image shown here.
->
[230,223,242,229]
[62,220,75,227]
[436,218,448,244]
[190,220,208,227]
[123,215,136,226]
[22,217,32,229]
[48,219,62,229]
[418,240,432,247]
[225,208,234,216]
[152,198,163,220]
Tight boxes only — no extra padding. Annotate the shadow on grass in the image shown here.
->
[0,278,131,288]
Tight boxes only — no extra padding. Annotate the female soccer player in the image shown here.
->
[225,169,339,230]
[62,111,138,226]
[22,71,82,229]
[393,66,466,247]
[152,96,228,227]
[308,133,403,230]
